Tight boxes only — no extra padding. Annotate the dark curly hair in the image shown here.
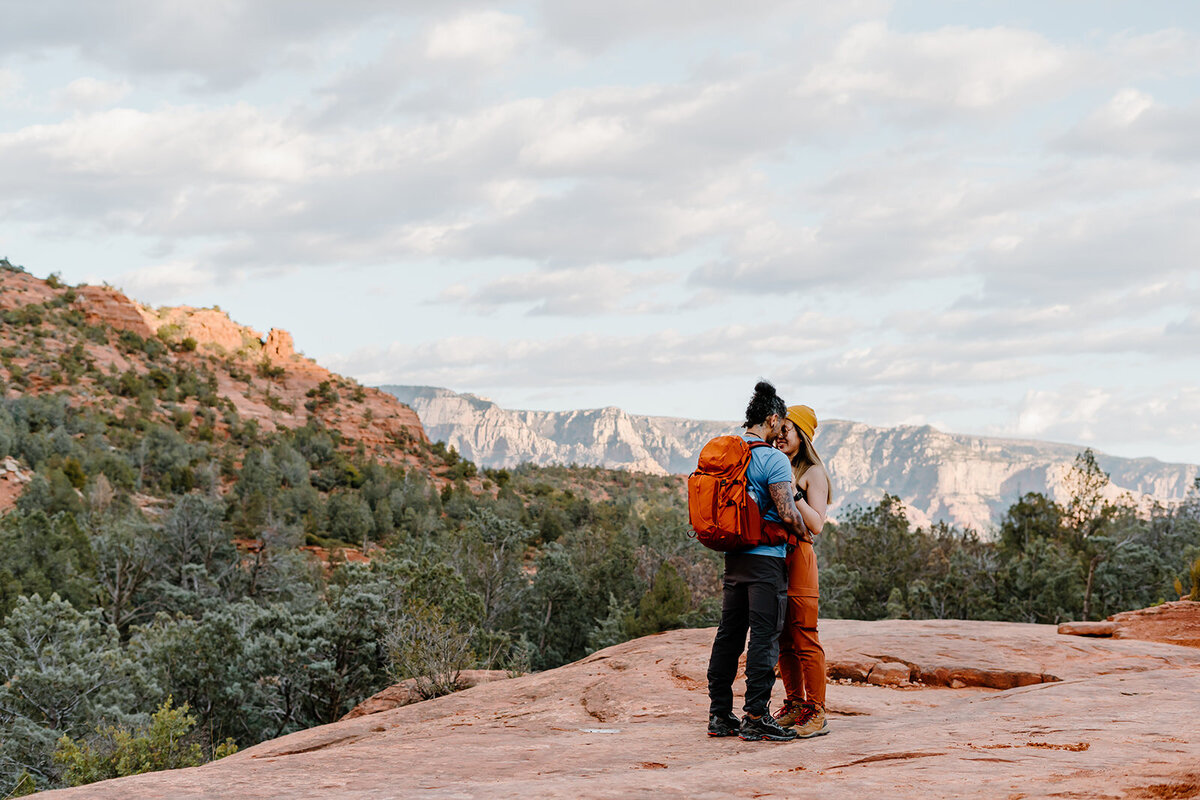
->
[743,380,787,428]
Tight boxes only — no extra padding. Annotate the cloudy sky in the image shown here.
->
[2,1,1198,463]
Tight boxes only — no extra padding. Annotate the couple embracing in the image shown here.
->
[704,380,831,743]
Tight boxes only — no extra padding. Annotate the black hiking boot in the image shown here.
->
[739,711,799,742]
[707,712,742,737]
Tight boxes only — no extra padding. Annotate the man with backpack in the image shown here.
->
[700,381,813,742]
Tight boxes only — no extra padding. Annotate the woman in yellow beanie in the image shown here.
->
[772,404,832,738]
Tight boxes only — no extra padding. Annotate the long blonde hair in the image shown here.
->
[789,425,833,505]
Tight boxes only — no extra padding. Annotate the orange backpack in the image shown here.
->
[687,436,786,552]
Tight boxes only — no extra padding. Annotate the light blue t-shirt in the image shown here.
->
[740,433,792,558]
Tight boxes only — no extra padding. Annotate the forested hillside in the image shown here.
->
[0,261,711,794]
[1,260,1199,795]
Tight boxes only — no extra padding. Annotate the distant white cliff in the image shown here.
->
[380,385,1198,534]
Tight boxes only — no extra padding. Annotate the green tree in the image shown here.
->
[326,492,374,548]
[89,512,160,633]
[0,594,142,793]
[452,508,532,631]
[911,524,999,620]
[997,492,1066,557]
[816,495,920,619]
[129,606,253,745]
[588,593,634,653]
[156,494,238,598]
[0,511,96,619]
[522,542,589,669]
[1063,450,1130,619]
[626,562,692,638]
[995,536,1083,623]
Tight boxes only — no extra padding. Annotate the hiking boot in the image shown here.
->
[707,712,741,737]
[739,712,798,742]
[772,701,812,728]
[793,707,828,739]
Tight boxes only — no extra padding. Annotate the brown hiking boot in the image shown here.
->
[793,707,828,739]
[772,701,809,728]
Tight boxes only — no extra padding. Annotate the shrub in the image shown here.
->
[53,697,237,787]
[4,304,45,327]
[256,360,285,380]
[383,602,476,700]
[116,330,147,354]
[263,393,294,414]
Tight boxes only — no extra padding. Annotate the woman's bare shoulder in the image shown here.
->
[799,463,829,486]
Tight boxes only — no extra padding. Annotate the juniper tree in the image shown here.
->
[0,594,143,793]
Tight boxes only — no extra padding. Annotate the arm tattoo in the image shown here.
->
[768,482,812,543]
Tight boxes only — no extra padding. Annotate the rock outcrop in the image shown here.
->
[40,618,1200,799]
[137,305,259,354]
[340,670,515,721]
[263,329,296,364]
[75,285,157,338]
[1059,601,1200,649]
[1111,600,1200,648]
[1056,620,1119,637]
[382,385,1199,533]
[0,456,33,513]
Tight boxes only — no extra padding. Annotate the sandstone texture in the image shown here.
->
[0,456,33,513]
[340,670,515,720]
[1056,602,1200,649]
[76,285,156,338]
[138,305,261,354]
[262,329,296,364]
[1058,621,1120,637]
[42,619,1200,800]
[1110,601,1200,649]
[381,385,1198,533]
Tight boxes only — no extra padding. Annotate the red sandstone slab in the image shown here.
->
[1058,621,1117,637]
[40,620,1200,800]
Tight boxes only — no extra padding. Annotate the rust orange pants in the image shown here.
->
[779,542,826,708]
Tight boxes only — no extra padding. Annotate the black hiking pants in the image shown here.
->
[706,551,787,719]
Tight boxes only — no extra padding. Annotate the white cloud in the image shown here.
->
[783,343,1051,388]
[111,259,221,304]
[52,77,132,110]
[0,71,827,270]
[1059,90,1200,162]
[325,310,853,388]
[801,22,1079,119]
[0,0,469,90]
[1107,28,1200,77]
[971,194,1200,304]
[0,104,338,244]
[1008,385,1200,460]
[425,11,532,64]
[536,0,885,53]
[437,265,676,315]
[893,278,1200,352]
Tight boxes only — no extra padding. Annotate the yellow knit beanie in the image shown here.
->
[786,405,817,441]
